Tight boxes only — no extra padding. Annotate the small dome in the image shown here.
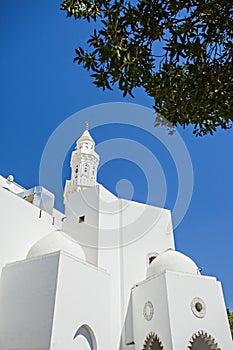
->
[27,230,86,261]
[146,249,198,278]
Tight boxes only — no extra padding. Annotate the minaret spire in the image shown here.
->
[64,123,100,203]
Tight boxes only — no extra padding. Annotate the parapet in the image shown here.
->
[17,186,55,215]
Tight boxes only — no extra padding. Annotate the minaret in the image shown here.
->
[64,122,100,203]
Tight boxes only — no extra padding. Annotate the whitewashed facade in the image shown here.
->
[0,126,232,350]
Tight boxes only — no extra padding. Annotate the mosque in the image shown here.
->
[0,123,232,349]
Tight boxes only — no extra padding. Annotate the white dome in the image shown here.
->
[146,249,198,278]
[27,230,86,261]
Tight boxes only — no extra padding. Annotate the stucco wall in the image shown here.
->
[0,253,60,350]
[0,185,63,272]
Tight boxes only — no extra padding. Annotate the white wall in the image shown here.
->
[63,186,100,265]
[98,185,123,349]
[131,273,172,350]
[50,252,110,350]
[0,253,60,350]
[166,271,232,349]
[0,178,175,350]
[0,186,63,273]
[0,251,111,350]
[63,185,175,349]
[131,270,233,350]
[120,199,174,312]
[98,196,174,348]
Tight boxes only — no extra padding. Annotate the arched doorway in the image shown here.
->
[74,336,91,349]
[188,331,220,350]
[142,332,164,350]
[73,324,97,350]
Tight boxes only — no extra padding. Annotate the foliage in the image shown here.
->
[61,0,233,136]
[227,309,233,338]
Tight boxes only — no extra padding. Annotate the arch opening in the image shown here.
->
[73,324,97,350]
[75,336,91,349]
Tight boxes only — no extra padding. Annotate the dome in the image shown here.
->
[146,249,198,278]
[27,230,86,261]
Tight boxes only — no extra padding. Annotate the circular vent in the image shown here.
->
[191,297,206,318]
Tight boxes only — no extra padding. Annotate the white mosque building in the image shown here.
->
[0,123,232,350]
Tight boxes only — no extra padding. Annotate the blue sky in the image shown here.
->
[0,1,232,309]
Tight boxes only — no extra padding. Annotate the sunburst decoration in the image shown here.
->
[142,332,164,350]
[188,330,221,350]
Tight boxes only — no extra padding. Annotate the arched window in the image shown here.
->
[73,324,97,350]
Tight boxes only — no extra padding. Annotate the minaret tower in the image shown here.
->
[64,122,99,203]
